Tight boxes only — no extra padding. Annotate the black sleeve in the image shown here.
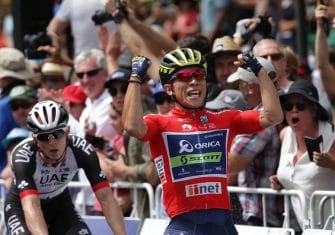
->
[11,139,38,198]
[69,135,109,191]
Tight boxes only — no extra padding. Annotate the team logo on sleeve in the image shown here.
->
[17,180,28,189]
[154,155,166,184]
[99,171,106,179]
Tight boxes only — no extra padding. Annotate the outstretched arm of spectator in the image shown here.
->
[315,3,335,104]
[47,17,72,63]
[105,0,178,82]
[21,195,49,234]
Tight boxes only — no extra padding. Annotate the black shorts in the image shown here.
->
[4,188,92,235]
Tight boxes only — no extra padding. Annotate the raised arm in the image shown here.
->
[21,195,49,234]
[95,187,127,235]
[239,51,283,128]
[122,56,151,138]
[105,0,178,82]
[315,3,335,104]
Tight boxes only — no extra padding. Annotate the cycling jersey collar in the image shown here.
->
[172,107,207,119]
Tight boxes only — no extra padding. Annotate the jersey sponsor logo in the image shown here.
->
[17,180,28,189]
[164,129,228,182]
[72,136,95,155]
[8,214,25,234]
[179,140,221,154]
[14,143,34,163]
[185,182,222,197]
[154,155,166,184]
[39,173,70,185]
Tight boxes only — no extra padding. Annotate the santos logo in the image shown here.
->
[185,182,222,197]
[179,140,220,154]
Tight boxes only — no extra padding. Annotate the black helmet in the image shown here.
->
[159,48,207,85]
[27,100,69,134]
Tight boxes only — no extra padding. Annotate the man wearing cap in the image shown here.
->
[9,85,38,128]
[253,39,290,91]
[207,36,241,101]
[105,67,131,111]
[227,57,283,227]
[41,62,70,91]
[205,89,250,112]
[0,48,34,172]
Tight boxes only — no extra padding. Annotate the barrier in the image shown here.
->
[83,216,141,235]
[68,181,155,218]
[310,190,335,230]
[302,229,333,235]
[236,224,295,235]
[228,186,308,228]
[155,184,308,227]
[139,218,170,235]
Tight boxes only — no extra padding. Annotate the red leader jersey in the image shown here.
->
[141,107,263,218]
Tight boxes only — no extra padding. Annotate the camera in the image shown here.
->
[23,31,52,59]
[91,10,114,25]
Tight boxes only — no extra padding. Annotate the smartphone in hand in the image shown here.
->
[304,135,323,161]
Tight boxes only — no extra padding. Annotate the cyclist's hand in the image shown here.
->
[241,50,262,76]
[131,56,151,82]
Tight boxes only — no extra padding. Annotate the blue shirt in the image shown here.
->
[0,96,19,171]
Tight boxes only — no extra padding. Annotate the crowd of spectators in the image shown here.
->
[1,0,335,234]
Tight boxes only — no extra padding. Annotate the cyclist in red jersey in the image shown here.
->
[122,48,283,235]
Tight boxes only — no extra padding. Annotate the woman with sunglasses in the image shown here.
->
[4,100,126,235]
[122,48,283,235]
[270,79,335,230]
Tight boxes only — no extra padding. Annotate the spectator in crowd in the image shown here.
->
[0,48,34,172]
[95,102,133,216]
[47,0,116,59]
[105,67,131,111]
[315,2,335,106]
[9,85,38,128]
[74,48,115,140]
[200,0,231,42]
[152,83,174,115]
[169,0,200,41]
[122,48,283,234]
[41,62,70,91]
[270,79,335,230]
[228,58,284,227]
[103,68,160,221]
[253,38,290,91]
[210,36,241,92]
[205,89,250,112]
[1,128,30,189]
[62,84,87,121]
[4,100,126,235]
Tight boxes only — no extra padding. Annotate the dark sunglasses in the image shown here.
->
[260,53,283,61]
[108,83,128,96]
[171,68,206,82]
[282,100,310,112]
[36,129,66,141]
[10,102,34,111]
[76,68,102,79]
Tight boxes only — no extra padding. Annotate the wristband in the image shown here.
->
[128,80,142,85]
